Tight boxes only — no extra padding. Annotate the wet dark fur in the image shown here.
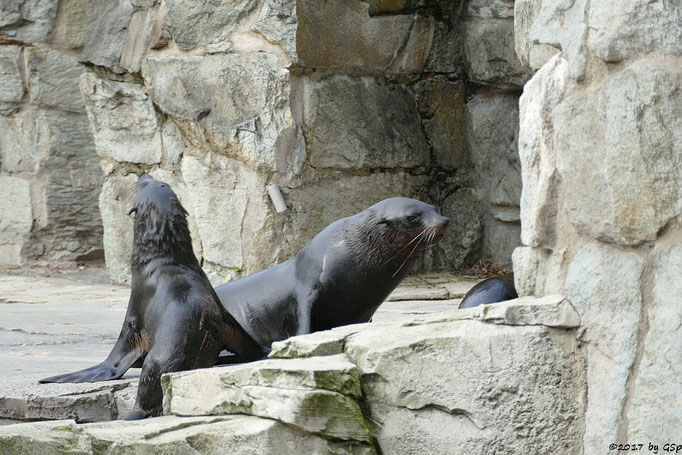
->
[39,175,268,420]
[458,273,517,309]
[215,197,450,354]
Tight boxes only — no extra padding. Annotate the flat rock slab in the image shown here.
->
[0,272,471,424]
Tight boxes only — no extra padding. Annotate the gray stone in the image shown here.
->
[163,0,259,51]
[297,0,433,75]
[0,0,59,43]
[588,0,682,63]
[436,189,484,269]
[0,110,50,173]
[270,325,370,360]
[344,319,585,454]
[554,59,682,247]
[464,18,532,88]
[564,243,643,454]
[145,53,292,170]
[80,0,133,70]
[80,72,162,165]
[0,415,374,454]
[0,176,32,265]
[627,243,682,441]
[25,47,85,112]
[164,355,372,443]
[467,0,514,18]
[483,218,520,268]
[414,80,468,170]
[160,121,186,167]
[99,174,137,285]
[0,46,24,109]
[467,90,521,207]
[299,74,430,170]
[512,245,568,297]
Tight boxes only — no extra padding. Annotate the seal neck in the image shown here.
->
[130,203,200,272]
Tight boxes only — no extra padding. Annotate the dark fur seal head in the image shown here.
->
[348,197,449,275]
[128,175,198,270]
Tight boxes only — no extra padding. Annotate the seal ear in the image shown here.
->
[128,206,138,216]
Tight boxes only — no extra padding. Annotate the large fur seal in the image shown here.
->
[458,273,517,309]
[215,197,450,350]
[40,175,268,419]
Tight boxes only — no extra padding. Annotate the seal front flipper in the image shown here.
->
[39,325,144,383]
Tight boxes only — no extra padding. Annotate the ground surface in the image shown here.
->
[0,268,479,424]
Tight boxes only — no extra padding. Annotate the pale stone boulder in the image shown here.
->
[80,72,162,165]
[0,416,374,454]
[24,47,85,112]
[298,74,430,171]
[163,355,372,443]
[344,319,585,454]
[554,59,682,246]
[468,0,514,18]
[588,0,682,62]
[627,243,682,441]
[564,243,643,454]
[0,176,33,265]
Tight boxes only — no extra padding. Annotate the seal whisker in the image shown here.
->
[392,234,425,278]
[381,228,428,266]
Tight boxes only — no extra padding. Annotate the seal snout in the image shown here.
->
[427,214,449,244]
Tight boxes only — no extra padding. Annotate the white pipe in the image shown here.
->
[266,184,287,213]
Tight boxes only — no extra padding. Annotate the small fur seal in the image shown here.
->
[458,273,517,309]
[215,197,450,350]
[40,175,268,420]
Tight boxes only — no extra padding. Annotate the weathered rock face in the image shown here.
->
[0,296,586,454]
[514,0,682,450]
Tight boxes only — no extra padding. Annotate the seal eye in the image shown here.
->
[406,215,419,224]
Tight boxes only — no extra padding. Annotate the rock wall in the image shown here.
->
[0,1,103,265]
[1,0,525,281]
[513,0,681,450]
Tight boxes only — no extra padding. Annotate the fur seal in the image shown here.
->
[458,273,517,309]
[215,197,450,350]
[40,175,269,420]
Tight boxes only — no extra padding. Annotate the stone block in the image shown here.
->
[0,0,60,43]
[119,8,157,73]
[627,243,682,441]
[464,18,532,88]
[163,0,259,51]
[99,173,137,285]
[25,47,85,112]
[49,0,108,50]
[436,188,484,269]
[164,355,372,442]
[554,59,682,247]
[145,53,292,170]
[483,217,520,268]
[0,176,32,265]
[297,0,433,75]
[564,243,643,454]
[467,0,514,18]
[298,74,430,170]
[80,72,162,165]
[0,46,24,110]
[415,80,468,170]
[252,0,298,59]
[0,110,50,173]
[80,0,133,70]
